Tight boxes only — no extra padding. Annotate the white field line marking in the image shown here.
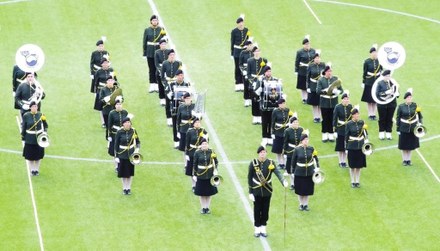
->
[145,0,271,250]
[416,149,440,183]
[312,0,440,25]
[16,116,45,251]
[0,0,31,5]
[303,0,322,24]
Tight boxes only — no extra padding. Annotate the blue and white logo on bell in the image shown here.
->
[378,41,406,70]
[15,44,45,72]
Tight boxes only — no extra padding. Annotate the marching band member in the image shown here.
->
[306,51,325,123]
[345,107,367,188]
[143,14,166,93]
[361,44,382,120]
[165,70,191,148]
[192,138,219,214]
[292,132,319,211]
[93,58,116,128]
[15,72,45,118]
[21,101,48,176]
[176,92,195,152]
[248,146,288,237]
[114,117,140,195]
[239,40,254,107]
[230,14,249,92]
[99,76,120,138]
[107,98,129,172]
[317,64,343,142]
[12,65,27,109]
[154,38,171,106]
[161,49,182,126]
[295,35,316,104]
[90,39,110,93]
[185,118,208,192]
[396,89,423,166]
[376,70,397,140]
[247,45,267,125]
[283,115,303,189]
[254,66,279,146]
[271,98,293,169]
[332,91,352,167]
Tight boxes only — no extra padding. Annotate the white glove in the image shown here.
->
[127,113,134,119]
[294,72,298,76]
[283,180,289,188]
[143,56,147,60]
[364,139,369,143]
[13,91,16,97]
[177,132,181,139]
[107,136,112,142]
[396,131,401,135]
[385,89,393,95]
[213,168,218,176]
[322,88,329,93]
[416,122,422,126]
[283,171,289,177]
[307,88,311,93]
[90,74,94,80]
[103,96,111,103]
[314,167,320,173]
[115,158,120,163]
[22,104,29,110]
[332,89,341,95]
[230,56,234,60]
[271,134,275,139]
[134,148,140,153]
[185,155,190,161]
[166,92,173,100]
[334,132,338,139]
[192,176,197,182]
[243,70,247,76]
[361,83,365,88]
[248,194,255,202]
[283,154,287,160]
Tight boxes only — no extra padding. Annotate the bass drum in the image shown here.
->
[171,87,190,116]
[260,80,282,111]
[371,76,399,105]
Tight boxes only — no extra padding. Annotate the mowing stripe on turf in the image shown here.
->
[303,0,322,24]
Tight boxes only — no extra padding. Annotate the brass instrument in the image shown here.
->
[15,44,45,72]
[327,79,342,96]
[312,157,325,184]
[37,132,50,148]
[361,142,374,156]
[414,124,426,138]
[210,174,223,187]
[129,152,143,165]
[109,88,123,106]
[371,76,400,105]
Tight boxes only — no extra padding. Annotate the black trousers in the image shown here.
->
[156,72,165,99]
[254,195,271,227]
[321,107,334,133]
[103,114,109,138]
[252,99,261,117]
[172,115,178,142]
[261,110,272,138]
[165,97,172,119]
[243,77,251,100]
[147,57,157,84]
[234,57,242,85]
[377,102,396,132]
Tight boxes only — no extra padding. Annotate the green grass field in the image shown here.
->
[1,0,440,250]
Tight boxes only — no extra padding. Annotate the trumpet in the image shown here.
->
[210,174,223,187]
[37,132,50,148]
[129,152,143,165]
[414,124,426,138]
[361,142,374,156]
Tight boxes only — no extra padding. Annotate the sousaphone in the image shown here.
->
[371,76,400,105]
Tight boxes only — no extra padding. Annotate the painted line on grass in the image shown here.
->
[145,0,271,250]
[312,0,440,25]
[416,149,440,183]
[16,115,45,251]
[0,0,31,5]
[303,0,322,24]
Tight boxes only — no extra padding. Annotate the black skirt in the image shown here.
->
[178,132,187,152]
[361,85,375,103]
[185,157,193,176]
[108,140,115,156]
[118,159,135,178]
[194,178,218,196]
[271,136,284,154]
[347,149,366,168]
[296,75,307,90]
[294,175,314,196]
[334,135,346,151]
[285,156,293,174]
[93,92,103,111]
[398,132,420,150]
[23,143,44,160]
[306,92,320,106]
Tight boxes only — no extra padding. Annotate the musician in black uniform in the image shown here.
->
[295,35,316,104]
[239,40,254,107]
[283,115,303,189]
[247,45,267,125]
[176,92,195,152]
[143,15,166,93]
[345,108,368,188]
[292,133,320,211]
[15,72,45,118]
[161,49,182,127]
[248,146,287,237]
[254,66,279,146]
[306,52,325,123]
[21,101,48,176]
[271,98,292,169]
[154,38,170,106]
[193,138,219,214]
[185,118,208,191]
[114,117,140,195]
[230,15,249,92]
[396,90,423,166]
[376,70,397,140]
[107,98,129,172]
[316,65,343,142]
[361,44,382,120]
[332,91,352,168]
[93,58,116,127]
[12,65,27,109]
[165,70,191,148]
[99,76,120,137]
[90,39,110,93]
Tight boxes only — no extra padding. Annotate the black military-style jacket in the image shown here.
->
[230,27,249,57]
[143,26,166,58]
[292,145,319,176]
[316,76,343,109]
[176,103,195,133]
[248,158,284,197]
[345,119,366,150]
[154,48,171,76]
[21,111,48,145]
[185,127,208,157]
[362,58,382,86]
[92,68,116,93]
[333,103,353,136]
[246,57,268,83]
[99,86,120,115]
[306,62,326,92]
[114,127,140,159]
[295,48,316,76]
[193,148,218,180]
[90,50,109,75]
[108,109,128,137]
[396,102,423,133]
[283,127,303,156]
[165,80,191,115]
[161,60,182,85]
[271,108,291,137]
[376,79,397,107]
[254,76,281,109]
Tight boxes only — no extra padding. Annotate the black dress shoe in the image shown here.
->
[402,161,408,166]
[254,232,261,238]
[351,183,356,188]
[299,205,304,211]
[290,185,295,190]
[260,232,268,237]
[355,183,360,188]
[303,205,310,211]
[205,208,211,214]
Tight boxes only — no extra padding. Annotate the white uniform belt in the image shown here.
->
[310,78,317,83]
[93,64,101,70]
[198,164,212,170]
[119,143,136,150]
[321,94,336,99]
[349,136,364,141]
[16,78,26,83]
[22,100,31,105]
[252,178,271,186]
[251,74,258,78]
[26,128,44,134]
[288,143,296,148]
[190,144,198,148]
[299,62,309,67]
[367,72,378,76]
[275,123,285,127]
[338,120,346,125]
[400,118,418,124]
[147,42,159,46]
[296,162,313,167]
[233,45,244,49]
[112,125,121,130]
[243,63,248,67]
[99,82,106,87]
[181,119,189,124]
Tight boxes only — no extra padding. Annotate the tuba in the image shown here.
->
[371,76,400,105]
[361,142,374,156]
[129,152,143,165]
[210,174,223,187]
[414,124,426,138]
[37,132,50,148]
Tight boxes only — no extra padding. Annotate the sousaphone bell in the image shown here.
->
[37,132,50,148]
